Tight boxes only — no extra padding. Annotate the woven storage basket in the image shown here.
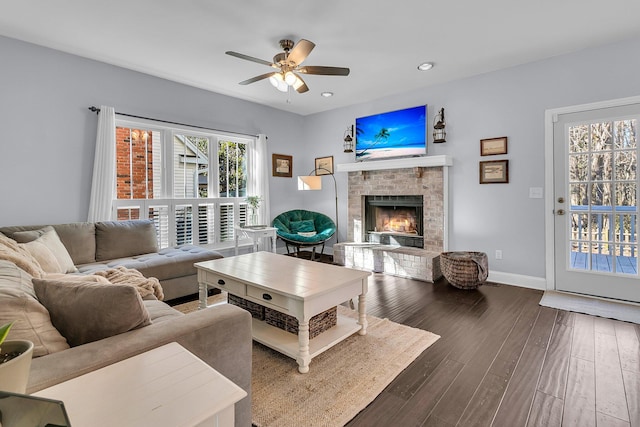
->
[265,306,337,339]
[228,294,265,320]
[440,251,488,289]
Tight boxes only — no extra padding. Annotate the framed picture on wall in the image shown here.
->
[272,153,293,177]
[479,159,509,184]
[480,137,508,156]
[315,156,334,175]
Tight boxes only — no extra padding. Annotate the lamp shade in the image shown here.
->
[298,175,322,190]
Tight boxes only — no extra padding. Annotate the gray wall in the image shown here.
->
[303,36,640,280]
[2,34,640,282]
[0,35,303,226]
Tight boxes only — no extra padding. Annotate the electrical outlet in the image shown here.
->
[495,250,503,260]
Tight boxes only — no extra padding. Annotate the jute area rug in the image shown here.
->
[175,294,440,427]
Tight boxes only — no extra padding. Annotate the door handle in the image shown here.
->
[557,197,565,203]
[556,209,565,215]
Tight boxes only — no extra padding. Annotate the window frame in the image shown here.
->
[113,117,255,249]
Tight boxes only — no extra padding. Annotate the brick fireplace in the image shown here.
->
[346,165,446,253]
[334,156,451,282]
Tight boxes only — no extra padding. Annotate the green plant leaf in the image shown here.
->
[0,321,14,347]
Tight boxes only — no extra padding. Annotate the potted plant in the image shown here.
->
[246,196,262,226]
[0,321,34,393]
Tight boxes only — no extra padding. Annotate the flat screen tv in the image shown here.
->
[355,105,426,161]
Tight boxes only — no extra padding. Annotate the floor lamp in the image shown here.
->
[297,167,339,243]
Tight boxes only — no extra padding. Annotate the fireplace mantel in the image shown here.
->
[336,155,452,173]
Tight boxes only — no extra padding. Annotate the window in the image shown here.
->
[113,120,254,248]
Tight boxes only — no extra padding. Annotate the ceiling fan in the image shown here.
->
[225,39,350,94]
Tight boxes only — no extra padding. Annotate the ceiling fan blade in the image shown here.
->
[287,39,315,66]
[225,51,275,68]
[294,75,309,93]
[298,66,350,76]
[239,72,276,85]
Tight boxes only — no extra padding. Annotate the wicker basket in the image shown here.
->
[265,306,337,339]
[228,294,265,320]
[440,251,488,289]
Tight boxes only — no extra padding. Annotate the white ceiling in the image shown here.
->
[2,1,640,116]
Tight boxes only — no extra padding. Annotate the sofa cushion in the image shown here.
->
[77,245,223,282]
[0,260,70,357]
[17,227,77,274]
[143,299,183,323]
[1,223,96,266]
[32,278,152,347]
[95,220,158,262]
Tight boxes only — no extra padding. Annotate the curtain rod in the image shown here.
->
[88,106,261,139]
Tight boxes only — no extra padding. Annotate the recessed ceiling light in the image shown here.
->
[320,91,334,97]
[417,62,434,71]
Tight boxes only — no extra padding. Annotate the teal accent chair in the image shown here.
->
[271,210,336,261]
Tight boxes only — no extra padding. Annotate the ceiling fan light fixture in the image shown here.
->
[277,80,288,92]
[269,73,282,88]
[417,62,434,71]
[284,71,297,86]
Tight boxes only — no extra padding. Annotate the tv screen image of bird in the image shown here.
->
[355,105,427,161]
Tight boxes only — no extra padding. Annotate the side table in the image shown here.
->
[33,342,246,427]
[235,225,277,255]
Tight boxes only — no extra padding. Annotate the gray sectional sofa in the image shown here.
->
[0,220,253,426]
[0,219,223,301]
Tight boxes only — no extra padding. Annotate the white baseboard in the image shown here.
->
[487,271,547,290]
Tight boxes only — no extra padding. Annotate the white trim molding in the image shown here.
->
[488,271,547,291]
[336,155,452,173]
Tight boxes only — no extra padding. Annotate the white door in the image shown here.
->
[553,103,640,302]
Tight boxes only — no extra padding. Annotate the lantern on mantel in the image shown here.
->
[433,108,446,143]
[343,125,355,152]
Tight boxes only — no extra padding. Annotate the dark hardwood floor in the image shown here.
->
[346,273,640,427]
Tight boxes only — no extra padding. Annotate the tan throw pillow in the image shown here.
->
[0,260,69,357]
[18,228,77,274]
[32,279,152,347]
[22,239,61,273]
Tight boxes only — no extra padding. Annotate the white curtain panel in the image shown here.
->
[248,134,270,250]
[87,106,116,222]
[254,133,270,224]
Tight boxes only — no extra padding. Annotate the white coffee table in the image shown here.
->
[33,342,246,427]
[196,251,371,373]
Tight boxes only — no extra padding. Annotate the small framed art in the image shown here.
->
[479,160,509,184]
[314,156,334,175]
[480,137,508,156]
[272,153,293,177]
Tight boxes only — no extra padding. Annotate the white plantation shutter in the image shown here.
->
[219,203,235,242]
[149,205,170,248]
[198,203,215,244]
[175,205,194,245]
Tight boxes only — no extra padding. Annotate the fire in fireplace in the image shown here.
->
[364,195,424,247]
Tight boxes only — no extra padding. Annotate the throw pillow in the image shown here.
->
[297,231,317,237]
[17,227,77,274]
[22,239,61,274]
[0,260,69,357]
[0,232,45,278]
[289,219,315,234]
[32,278,152,347]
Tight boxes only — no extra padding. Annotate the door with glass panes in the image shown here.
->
[553,104,639,302]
